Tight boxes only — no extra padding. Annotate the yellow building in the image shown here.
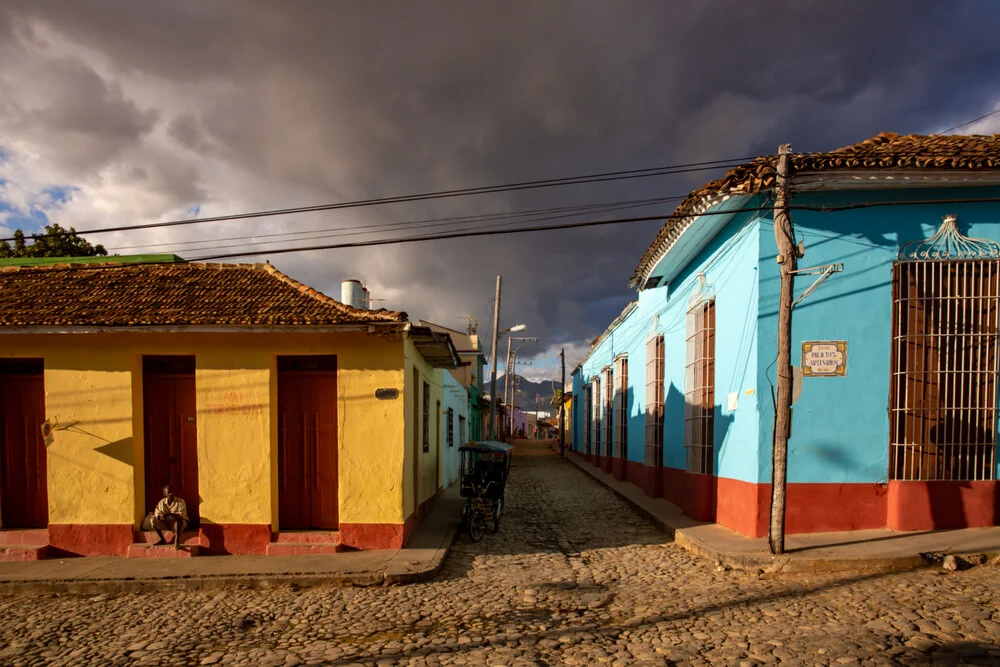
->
[0,260,459,557]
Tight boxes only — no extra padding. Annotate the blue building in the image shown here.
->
[572,132,1000,536]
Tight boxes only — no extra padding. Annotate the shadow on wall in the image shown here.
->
[663,382,736,522]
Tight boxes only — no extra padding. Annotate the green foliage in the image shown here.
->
[0,224,107,258]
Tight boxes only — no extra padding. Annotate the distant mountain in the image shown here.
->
[495,374,559,413]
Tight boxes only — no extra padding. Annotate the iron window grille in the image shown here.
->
[422,381,430,453]
[614,356,629,459]
[584,383,593,455]
[645,335,665,468]
[447,407,455,447]
[603,368,614,457]
[685,300,716,475]
[890,255,999,482]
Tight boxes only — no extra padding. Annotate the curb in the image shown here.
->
[562,451,929,576]
[0,517,461,596]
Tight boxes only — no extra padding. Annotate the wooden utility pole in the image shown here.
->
[769,144,796,555]
[488,276,502,440]
[559,347,566,457]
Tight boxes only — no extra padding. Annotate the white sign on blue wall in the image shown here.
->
[801,341,847,377]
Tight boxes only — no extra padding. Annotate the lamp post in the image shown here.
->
[506,336,537,437]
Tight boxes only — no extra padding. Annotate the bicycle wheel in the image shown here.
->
[469,512,486,542]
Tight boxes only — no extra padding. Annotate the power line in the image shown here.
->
[936,107,1000,135]
[17,193,1000,272]
[109,195,688,256]
[1,157,753,243]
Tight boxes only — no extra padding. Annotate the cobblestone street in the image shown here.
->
[2,441,1000,666]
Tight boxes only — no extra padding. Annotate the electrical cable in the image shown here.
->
[1,157,754,243]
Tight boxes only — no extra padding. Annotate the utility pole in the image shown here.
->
[769,144,796,555]
[488,276,502,440]
[560,347,566,457]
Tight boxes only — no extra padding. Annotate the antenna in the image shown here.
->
[460,315,479,335]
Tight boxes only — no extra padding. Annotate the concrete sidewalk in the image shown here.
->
[0,484,463,595]
[565,451,1000,574]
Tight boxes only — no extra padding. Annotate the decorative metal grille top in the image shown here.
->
[898,215,1000,261]
[688,272,715,308]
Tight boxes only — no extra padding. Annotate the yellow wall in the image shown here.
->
[403,339,444,518]
[1,331,406,529]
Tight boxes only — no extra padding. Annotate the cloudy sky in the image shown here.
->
[2,1,999,380]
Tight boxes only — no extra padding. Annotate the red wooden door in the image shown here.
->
[0,360,48,528]
[278,356,338,530]
[143,357,199,525]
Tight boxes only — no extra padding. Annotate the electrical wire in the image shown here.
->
[1,157,754,243]
[119,195,688,257]
[935,107,1000,135]
[105,194,688,253]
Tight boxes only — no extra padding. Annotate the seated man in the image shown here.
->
[152,485,189,549]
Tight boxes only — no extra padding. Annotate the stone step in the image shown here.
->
[272,531,341,545]
[265,542,344,556]
[134,530,202,546]
[0,529,48,546]
[126,544,201,559]
[0,545,48,561]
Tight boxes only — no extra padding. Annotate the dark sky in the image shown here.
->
[1,1,999,377]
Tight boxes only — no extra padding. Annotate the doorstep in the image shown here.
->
[266,530,344,556]
[0,530,50,562]
[127,530,203,559]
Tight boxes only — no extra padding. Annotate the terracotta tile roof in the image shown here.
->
[0,261,407,327]
[631,132,1000,287]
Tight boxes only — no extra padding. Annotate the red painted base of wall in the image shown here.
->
[48,524,134,557]
[199,524,271,555]
[342,489,441,551]
[887,480,998,531]
[340,523,405,550]
[612,457,627,481]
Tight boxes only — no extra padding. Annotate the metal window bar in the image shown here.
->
[614,357,629,459]
[447,407,455,447]
[645,335,665,467]
[422,381,430,453]
[889,259,999,481]
[590,377,601,455]
[584,384,593,455]
[685,301,715,475]
[603,369,614,458]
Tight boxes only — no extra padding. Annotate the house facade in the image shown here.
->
[417,320,484,444]
[0,260,460,558]
[573,132,1000,537]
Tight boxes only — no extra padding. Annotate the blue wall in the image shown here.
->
[757,186,1000,484]
[573,213,762,481]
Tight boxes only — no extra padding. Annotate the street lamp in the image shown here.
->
[489,323,527,440]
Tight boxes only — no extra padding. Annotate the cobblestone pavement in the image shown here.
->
[2,442,1000,666]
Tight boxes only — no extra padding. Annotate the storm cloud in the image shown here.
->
[1,0,999,377]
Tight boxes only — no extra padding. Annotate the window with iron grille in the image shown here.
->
[614,356,629,458]
[584,384,593,454]
[422,381,430,453]
[458,414,466,445]
[591,377,601,454]
[603,368,614,457]
[685,300,715,474]
[645,335,665,467]
[890,259,999,481]
[447,407,455,447]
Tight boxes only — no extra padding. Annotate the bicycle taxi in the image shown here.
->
[458,440,513,541]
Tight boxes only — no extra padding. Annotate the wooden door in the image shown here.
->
[278,356,338,530]
[143,356,199,525]
[0,359,48,528]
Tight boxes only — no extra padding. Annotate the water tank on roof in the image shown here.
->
[341,279,364,309]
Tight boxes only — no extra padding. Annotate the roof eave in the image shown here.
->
[0,323,403,335]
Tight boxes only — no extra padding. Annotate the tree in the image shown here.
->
[0,224,107,258]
